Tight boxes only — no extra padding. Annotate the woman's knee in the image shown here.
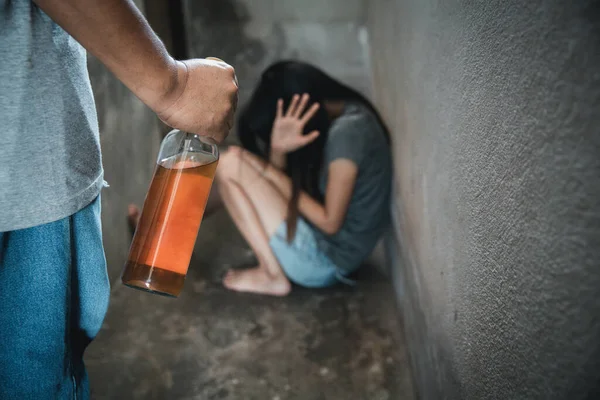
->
[224,145,243,158]
[216,145,244,182]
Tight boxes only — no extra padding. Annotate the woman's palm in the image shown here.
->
[271,94,320,153]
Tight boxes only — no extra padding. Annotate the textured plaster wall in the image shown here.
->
[182,0,371,121]
[367,0,600,398]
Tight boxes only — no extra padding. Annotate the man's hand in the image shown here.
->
[154,59,238,144]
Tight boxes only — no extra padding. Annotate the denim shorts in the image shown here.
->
[269,218,353,288]
[0,196,110,399]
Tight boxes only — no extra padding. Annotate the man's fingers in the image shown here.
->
[294,93,310,118]
[300,102,320,125]
[206,57,225,63]
[276,99,284,118]
[286,94,300,117]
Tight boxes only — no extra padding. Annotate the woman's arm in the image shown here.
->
[269,150,287,170]
[298,159,357,235]
[245,153,358,235]
[257,94,357,234]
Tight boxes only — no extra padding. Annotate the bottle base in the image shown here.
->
[121,261,186,297]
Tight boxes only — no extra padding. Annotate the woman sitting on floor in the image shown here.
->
[216,61,392,296]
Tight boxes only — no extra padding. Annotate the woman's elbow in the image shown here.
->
[321,220,342,236]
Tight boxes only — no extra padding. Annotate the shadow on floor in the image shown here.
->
[85,210,414,400]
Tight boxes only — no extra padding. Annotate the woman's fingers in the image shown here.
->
[276,99,284,118]
[294,93,310,118]
[285,94,300,117]
[298,130,320,147]
[300,102,320,125]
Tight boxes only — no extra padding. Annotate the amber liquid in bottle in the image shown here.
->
[122,153,218,297]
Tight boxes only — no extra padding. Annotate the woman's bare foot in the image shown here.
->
[223,267,291,296]
[127,204,141,236]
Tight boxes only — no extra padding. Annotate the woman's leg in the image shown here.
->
[216,146,292,296]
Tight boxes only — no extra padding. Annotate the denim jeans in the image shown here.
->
[0,196,110,399]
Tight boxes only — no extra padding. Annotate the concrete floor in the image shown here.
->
[85,210,414,400]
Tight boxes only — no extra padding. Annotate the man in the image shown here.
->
[0,0,238,398]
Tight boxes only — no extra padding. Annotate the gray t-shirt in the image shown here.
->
[314,102,392,272]
[0,1,103,231]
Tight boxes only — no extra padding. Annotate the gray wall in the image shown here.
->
[367,0,600,398]
[182,0,371,122]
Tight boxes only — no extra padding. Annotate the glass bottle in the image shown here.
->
[121,129,218,297]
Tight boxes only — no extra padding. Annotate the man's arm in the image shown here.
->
[33,0,237,142]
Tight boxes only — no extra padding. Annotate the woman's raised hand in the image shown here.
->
[270,93,320,154]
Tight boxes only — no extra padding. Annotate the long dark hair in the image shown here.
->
[238,60,389,240]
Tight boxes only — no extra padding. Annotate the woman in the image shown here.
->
[217,60,392,296]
